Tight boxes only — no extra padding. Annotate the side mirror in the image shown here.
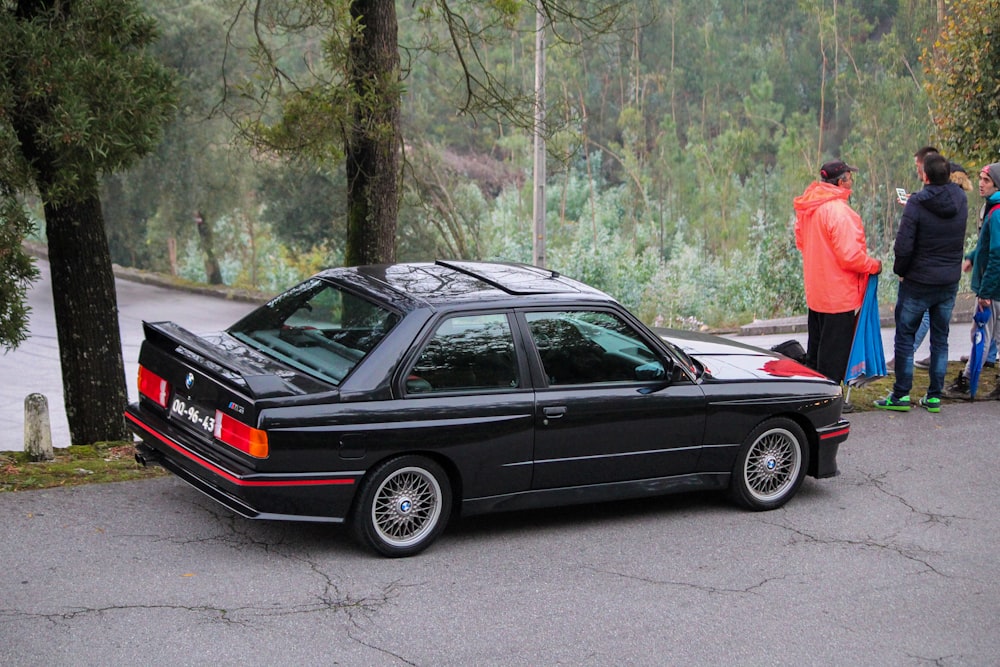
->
[635,361,665,381]
[405,375,433,393]
[635,359,684,394]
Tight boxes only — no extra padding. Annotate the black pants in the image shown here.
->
[806,309,857,384]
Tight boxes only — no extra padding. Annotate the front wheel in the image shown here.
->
[351,456,452,557]
[728,418,809,511]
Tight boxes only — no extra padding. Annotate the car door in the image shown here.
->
[520,309,708,490]
[395,311,535,500]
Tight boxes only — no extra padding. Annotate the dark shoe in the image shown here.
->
[841,400,855,414]
[914,356,931,369]
[986,361,997,369]
[943,373,971,400]
[874,394,911,411]
[983,385,1000,401]
[918,396,941,413]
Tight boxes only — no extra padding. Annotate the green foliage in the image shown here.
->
[0,0,176,347]
[0,0,178,203]
[258,162,347,255]
[0,195,39,350]
[480,159,805,329]
[839,67,950,257]
[82,0,985,333]
[0,111,39,350]
[923,0,1000,164]
[176,211,318,294]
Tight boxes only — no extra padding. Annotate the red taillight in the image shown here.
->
[137,365,170,408]
[213,410,269,458]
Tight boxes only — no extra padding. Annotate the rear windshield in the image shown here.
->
[228,278,400,385]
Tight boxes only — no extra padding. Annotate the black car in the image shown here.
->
[125,260,848,557]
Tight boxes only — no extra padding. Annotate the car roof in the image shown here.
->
[317,260,613,310]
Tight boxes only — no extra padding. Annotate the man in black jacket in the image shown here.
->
[876,152,968,412]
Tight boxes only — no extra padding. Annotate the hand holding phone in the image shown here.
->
[895,187,909,205]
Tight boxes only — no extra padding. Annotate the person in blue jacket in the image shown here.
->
[876,153,968,412]
[944,162,1000,400]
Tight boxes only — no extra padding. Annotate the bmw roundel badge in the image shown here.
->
[185,373,195,390]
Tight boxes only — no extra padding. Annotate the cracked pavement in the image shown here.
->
[2,404,998,665]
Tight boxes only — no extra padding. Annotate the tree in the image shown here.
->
[1,114,38,351]
[226,0,621,265]
[1,0,176,444]
[0,186,38,351]
[922,0,1000,163]
[102,0,256,280]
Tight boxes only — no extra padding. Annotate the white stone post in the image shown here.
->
[24,393,54,461]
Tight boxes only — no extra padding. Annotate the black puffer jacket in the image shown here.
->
[892,182,968,285]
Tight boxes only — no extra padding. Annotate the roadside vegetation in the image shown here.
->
[0,442,165,492]
[10,0,989,335]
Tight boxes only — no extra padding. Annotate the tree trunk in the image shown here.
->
[345,0,402,266]
[195,210,223,284]
[44,192,129,444]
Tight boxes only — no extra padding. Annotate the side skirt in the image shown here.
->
[461,472,730,517]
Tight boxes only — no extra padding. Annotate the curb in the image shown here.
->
[24,240,271,305]
[739,292,976,336]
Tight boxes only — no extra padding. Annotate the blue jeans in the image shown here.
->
[893,280,958,399]
[913,311,930,352]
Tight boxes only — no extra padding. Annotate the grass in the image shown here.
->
[0,441,166,493]
[845,361,991,411]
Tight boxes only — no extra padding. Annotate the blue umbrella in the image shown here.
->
[845,274,887,389]
[968,304,992,399]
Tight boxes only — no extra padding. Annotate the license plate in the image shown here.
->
[169,395,217,435]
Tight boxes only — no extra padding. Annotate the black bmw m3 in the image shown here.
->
[125,260,848,557]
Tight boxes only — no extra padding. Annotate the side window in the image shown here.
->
[406,314,519,394]
[525,311,664,386]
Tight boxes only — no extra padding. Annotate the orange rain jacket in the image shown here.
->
[793,181,881,314]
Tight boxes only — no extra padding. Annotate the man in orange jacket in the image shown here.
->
[794,159,882,385]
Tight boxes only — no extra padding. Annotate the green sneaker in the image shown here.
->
[919,396,941,413]
[874,394,911,411]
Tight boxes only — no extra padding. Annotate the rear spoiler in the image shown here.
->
[142,321,294,399]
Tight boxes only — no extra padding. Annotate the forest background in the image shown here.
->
[33,0,981,330]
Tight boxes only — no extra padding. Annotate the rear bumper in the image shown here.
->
[125,404,359,522]
[812,419,849,478]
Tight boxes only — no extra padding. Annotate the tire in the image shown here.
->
[728,418,809,511]
[351,456,452,557]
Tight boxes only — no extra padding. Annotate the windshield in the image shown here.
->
[228,278,400,385]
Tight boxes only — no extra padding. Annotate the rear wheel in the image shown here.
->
[728,418,809,511]
[351,456,452,557]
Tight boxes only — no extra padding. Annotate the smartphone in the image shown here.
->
[895,187,909,204]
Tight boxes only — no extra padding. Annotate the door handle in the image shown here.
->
[543,406,567,419]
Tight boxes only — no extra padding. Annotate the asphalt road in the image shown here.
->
[1,402,998,665]
[2,261,998,664]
